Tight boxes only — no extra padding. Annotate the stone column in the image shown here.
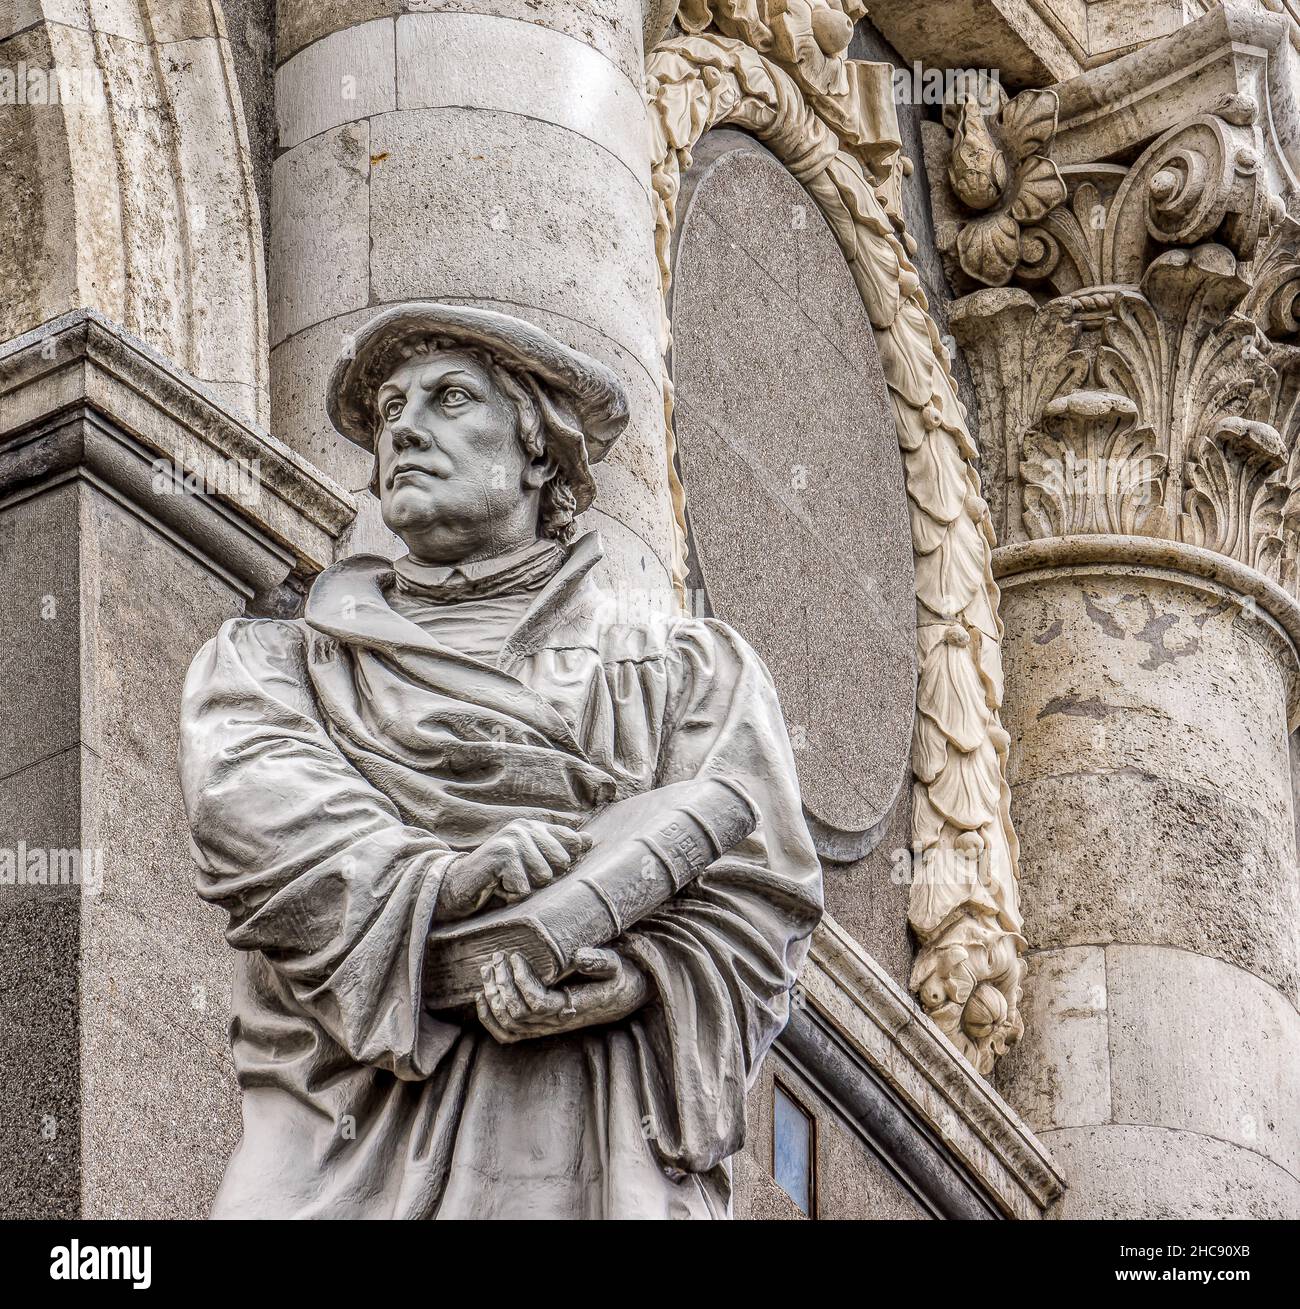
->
[926,7,1300,1216]
[269,1,678,602]
[992,534,1300,1217]
[0,313,353,1216]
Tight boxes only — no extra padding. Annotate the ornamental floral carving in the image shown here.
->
[1020,392,1167,539]
[943,95,1300,587]
[648,20,1025,1073]
[942,87,1067,288]
[1183,419,1293,575]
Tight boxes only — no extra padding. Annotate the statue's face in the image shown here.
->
[375,349,542,565]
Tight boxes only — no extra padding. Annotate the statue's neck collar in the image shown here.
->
[392,537,566,603]
[306,532,607,662]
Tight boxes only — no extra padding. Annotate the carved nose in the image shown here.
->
[391,420,427,450]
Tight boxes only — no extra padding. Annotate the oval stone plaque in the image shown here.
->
[669,131,916,857]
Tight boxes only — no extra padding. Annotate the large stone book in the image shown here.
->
[423,777,758,1011]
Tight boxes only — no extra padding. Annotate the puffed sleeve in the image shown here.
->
[619,617,823,1173]
[179,618,462,1080]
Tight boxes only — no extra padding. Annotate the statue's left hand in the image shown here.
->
[475,947,648,1043]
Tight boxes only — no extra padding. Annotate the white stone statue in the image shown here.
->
[179,303,822,1219]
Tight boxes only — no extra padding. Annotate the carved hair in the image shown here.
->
[369,336,581,543]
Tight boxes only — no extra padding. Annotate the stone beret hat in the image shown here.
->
[326,302,629,512]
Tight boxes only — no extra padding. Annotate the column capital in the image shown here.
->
[923,3,1300,605]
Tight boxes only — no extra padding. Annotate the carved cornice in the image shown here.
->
[647,5,1027,1075]
[798,914,1064,1218]
[0,311,355,597]
[926,3,1300,599]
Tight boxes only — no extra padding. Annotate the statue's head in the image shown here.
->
[327,304,629,565]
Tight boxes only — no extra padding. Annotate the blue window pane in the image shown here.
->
[773,1083,813,1216]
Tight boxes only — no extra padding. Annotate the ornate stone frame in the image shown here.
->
[646,14,1025,1073]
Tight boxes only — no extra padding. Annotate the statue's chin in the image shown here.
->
[382,500,492,565]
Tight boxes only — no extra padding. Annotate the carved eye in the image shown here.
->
[442,385,472,408]
[382,397,405,423]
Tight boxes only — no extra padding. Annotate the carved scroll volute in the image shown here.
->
[1183,418,1293,578]
[1021,392,1168,540]
[1105,98,1279,285]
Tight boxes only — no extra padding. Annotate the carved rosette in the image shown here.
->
[943,87,1067,288]
[648,4,1026,1074]
[939,91,1300,588]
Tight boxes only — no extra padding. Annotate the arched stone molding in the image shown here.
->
[646,5,1026,1073]
[0,1,269,425]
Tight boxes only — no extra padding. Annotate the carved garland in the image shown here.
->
[646,29,1024,1072]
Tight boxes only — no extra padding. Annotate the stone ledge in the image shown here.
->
[798,913,1065,1218]
[0,311,355,596]
[863,0,1085,89]
[1051,1,1300,193]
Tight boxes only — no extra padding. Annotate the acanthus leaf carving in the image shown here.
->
[1183,418,1292,578]
[943,77,1300,586]
[1020,392,1168,539]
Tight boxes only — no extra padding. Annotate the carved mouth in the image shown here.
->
[390,466,439,487]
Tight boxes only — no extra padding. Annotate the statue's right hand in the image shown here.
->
[433,819,592,923]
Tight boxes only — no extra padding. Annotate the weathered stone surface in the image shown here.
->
[862,0,1083,87]
[396,13,651,188]
[270,305,378,493]
[1041,1124,1300,1220]
[63,486,244,1218]
[1107,944,1300,1183]
[0,8,270,424]
[821,788,913,991]
[367,107,662,383]
[731,1152,805,1220]
[0,24,81,342]
[670,133,915,841]
[995,946,1111,1133]
[0,485,81,782]
[276,0,648,87]
[1001,572,1295,845]
[1010,771,1300,1002]
[275,16,395,150]
[0,896,81,1218]
[269,122,371,347]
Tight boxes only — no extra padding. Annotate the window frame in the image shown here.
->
[771,1076,818,1219]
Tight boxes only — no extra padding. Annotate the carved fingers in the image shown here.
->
[433,821,591,923]
[477,951,568,1043]
[474,948,648,1045]
[488,820,591,904]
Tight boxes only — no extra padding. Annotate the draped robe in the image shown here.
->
[179,532,822,1218]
